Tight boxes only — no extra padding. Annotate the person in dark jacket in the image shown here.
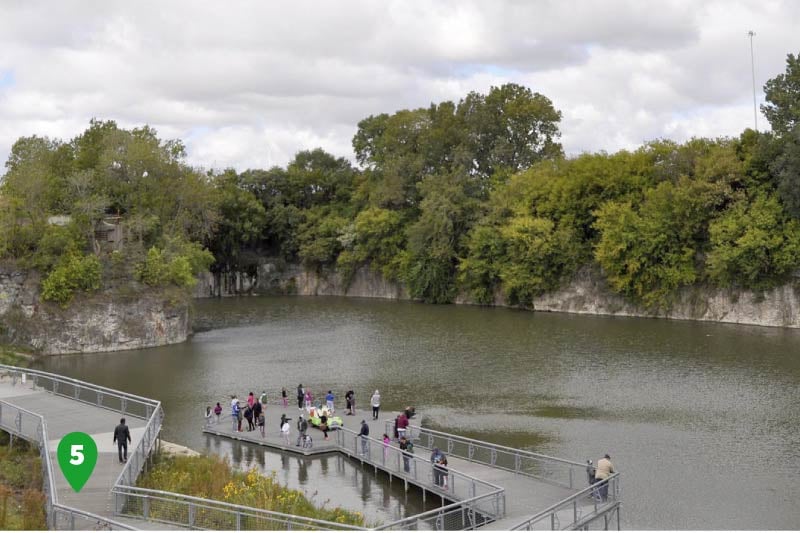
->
[297,384,304,410]
[296,415,308,446]
[113,418,132,464]
[358,419,370,455]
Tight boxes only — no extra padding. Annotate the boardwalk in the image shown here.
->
[204,407,620,530]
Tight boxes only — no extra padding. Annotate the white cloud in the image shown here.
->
[0,0,798,171]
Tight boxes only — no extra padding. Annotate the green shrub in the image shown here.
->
[40,253,101,306]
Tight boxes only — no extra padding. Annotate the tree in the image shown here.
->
[706,194,800,289]
[762,52,800,135]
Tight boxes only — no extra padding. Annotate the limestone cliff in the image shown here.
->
[195,262,800,329]
[0,268,189,355]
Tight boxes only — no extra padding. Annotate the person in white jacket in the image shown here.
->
[370,390,381,420]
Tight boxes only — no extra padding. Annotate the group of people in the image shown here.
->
[585,454,616,502]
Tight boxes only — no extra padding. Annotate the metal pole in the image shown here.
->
[748,30,758,131]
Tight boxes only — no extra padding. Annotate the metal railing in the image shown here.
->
[375,493,504,531]
[394,423,584,489]
[0,364,159,421]
[336,427,506,522]
[0,397,135,530]
[509,473,621,531]
[113,486,366,530]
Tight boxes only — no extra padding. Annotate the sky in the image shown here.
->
[0,0,799,172]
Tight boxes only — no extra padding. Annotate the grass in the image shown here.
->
[0,434,47,530]
[137,454,367,528]
[0,345,34,367]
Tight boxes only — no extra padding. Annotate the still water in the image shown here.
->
[41,296,800,529]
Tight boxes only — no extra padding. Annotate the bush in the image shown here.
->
[40,253,101,306]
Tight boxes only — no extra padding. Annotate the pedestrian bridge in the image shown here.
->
[0,364,621,530]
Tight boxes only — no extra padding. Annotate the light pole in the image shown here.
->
[748,30,757,131]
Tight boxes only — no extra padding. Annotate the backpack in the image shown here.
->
[406,442,414,454]
[300,419,308,432]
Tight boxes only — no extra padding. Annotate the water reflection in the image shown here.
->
[40,295,800,528]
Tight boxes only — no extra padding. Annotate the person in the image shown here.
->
[393,416,399,439]
[358,419,370,455]
[236,402,243,432]
[345,390,355,415]
[586,460,600,501]
[595,454,615,502]
[259,390,268,406]
[113,418,132,464]
[404,406,416,419]
[397,411,409,440]
[247,391,255,409]
[281,387,288,407]
[320,412,329,440]
[399,436,414,473]
[281,418,291,446]
[231,399,241,432]
[431,447,448,488]
[257,410,265,437]
[244,404,254,431]
[304,389,313,409]
[370,390,381,420]
[297,384,304,410]
[326,390,335,413]
[213,402,222,424]
[296,415,308,446]
[204,406,212,428]
[382,433,390,461]
[253,399,263,428]
[280,413,290,432]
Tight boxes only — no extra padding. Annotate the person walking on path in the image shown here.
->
[595,454,615,502]
[326,390,335,413]
[257,410,265,438]
[397,411,409,440]
[399,436,414,473]
[281,418,291,446]
[214,402,222,424]
[358,419,370,456]
[304,389,313,409]
[280,413,290,432]
[113,418,132,464]
[259,390,268,407]
[204,406,212,428]
[236,402,243,432]
[345,390,355,415]
[370,390,381,420]
[297,384,304,410]
[281,387,288,407]
[296,415,308,446]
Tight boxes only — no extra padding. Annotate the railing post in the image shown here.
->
[143,496,150,519]
[189,502,196,527]
[551,513,556,530]
[573,498,578,525]
[121,398,127,416]
[490,448,497,466]
[468,443,474,461]
[515,453,521,473]
[15,411,22,434]
[236,511,241,530]
[569,466,574,488]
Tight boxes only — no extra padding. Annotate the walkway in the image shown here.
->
[204,408,621,530]
[0,365,164,530]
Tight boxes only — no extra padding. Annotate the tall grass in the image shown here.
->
[137,454,366,527]
[0,434,47,530]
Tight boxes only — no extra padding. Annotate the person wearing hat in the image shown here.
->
[595,454,615,501]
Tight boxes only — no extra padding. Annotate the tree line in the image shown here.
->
[2,52,800,309]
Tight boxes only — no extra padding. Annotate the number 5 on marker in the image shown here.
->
[57,432,97,492]
[70,444,84,465]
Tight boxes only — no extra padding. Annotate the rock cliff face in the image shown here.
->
[196,262,800,328]
[0,268,189,355]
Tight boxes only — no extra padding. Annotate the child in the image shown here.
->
[383,433,390,461]
[281,419,291,445]
[281,387,288,407]
[213,402,222,424]
[257,411,265,438]
[204,406,212,428]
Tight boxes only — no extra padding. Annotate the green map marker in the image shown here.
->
[57,432,98,493]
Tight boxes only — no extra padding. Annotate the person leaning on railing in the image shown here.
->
[595,454,615,502]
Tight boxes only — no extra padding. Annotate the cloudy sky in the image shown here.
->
[0,0,798,171]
